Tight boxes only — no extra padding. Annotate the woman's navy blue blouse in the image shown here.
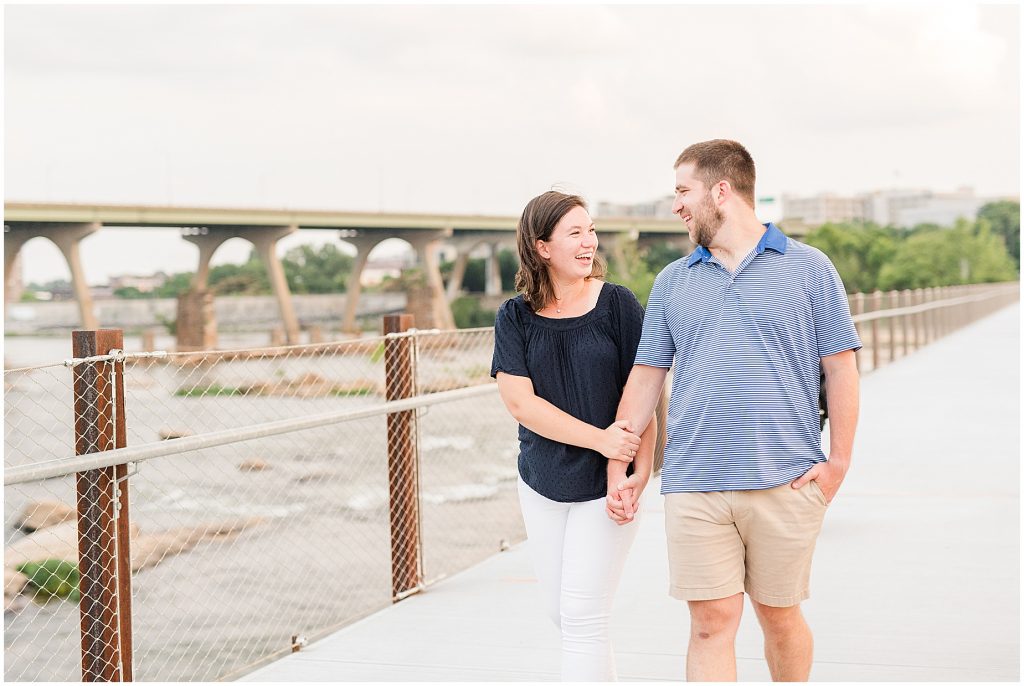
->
[490,282,645,502]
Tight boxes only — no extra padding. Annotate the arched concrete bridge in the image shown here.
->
[4,202,708,342]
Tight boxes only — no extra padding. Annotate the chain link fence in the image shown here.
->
[4,284,1016,681]
[5,325,520,682]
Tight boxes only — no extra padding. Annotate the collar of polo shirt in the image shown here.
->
[686,222,789,267]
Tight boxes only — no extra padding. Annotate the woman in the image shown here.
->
[490,190,655,681]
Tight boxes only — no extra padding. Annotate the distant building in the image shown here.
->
[590,187,1009,236]
[361,255,416,286]
[598,195,784,224]
[782,187,996,228]
[108,271,169,293]
[41,283,74,301]
[90,284,117,299]
[597,197,675,219]
[873,188,988,227]
[781,193,869,226]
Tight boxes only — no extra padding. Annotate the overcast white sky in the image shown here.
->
[5,3,1020,284]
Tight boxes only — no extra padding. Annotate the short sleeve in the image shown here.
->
[612,285,645,382]
[490,299,530,378]
[634,266,677,368]
[810,253,862,358]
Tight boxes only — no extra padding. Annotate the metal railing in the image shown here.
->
[847,282,1019,373]
[4,282,1018,681]
[4,318,521,682]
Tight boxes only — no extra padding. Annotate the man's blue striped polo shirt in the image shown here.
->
[635,222,861,493]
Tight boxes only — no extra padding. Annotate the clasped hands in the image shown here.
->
[599,420,645,526]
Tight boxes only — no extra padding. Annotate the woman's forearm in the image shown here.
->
[509,393,607,452]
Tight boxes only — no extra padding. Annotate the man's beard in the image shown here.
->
[692,192,725,248]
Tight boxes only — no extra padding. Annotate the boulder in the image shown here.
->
[159,428,192,440]
[5,567,30,612]
[131,517,263,571]
[130,528,208,572]
[14,500,75,532]
[5,521,84,569]
[5,517,263,575]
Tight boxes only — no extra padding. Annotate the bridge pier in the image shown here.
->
[4,227,32,315]
[183,227,234,291]
[249,225,300,344]
[446,250,471,301]
[408,231,455,330]
[182,225,301,345]
[342,230,455,332]
[484,242,504,297]
[341,234,388,333]
[179,227,234,351]
[443,235,485,302]
[52,224,102,330]
[4,223,100,329]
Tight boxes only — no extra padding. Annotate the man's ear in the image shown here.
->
[715,180,731,205]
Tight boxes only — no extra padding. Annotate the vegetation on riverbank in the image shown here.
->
[19,202,1018,329]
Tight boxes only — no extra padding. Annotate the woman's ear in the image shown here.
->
[536,239,550,260]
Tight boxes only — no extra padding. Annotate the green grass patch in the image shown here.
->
[328,387,375,397]
[174,384,244,397]
[16,560,80,602]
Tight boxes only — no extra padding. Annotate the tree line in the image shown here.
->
[22,201,1018,323]
[800,201,1018,292]
[23,243,356,301]
[607,200,1019,306]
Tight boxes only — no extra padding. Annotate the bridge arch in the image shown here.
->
[4,223,100,329]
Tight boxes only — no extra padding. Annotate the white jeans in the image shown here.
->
[517,477,640,681]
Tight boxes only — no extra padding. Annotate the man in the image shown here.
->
[611,139,860,681]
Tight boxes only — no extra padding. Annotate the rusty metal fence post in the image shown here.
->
[72,329,133,682]
[382,314,422,600]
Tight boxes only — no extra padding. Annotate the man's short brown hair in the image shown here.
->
[675,139,756,208]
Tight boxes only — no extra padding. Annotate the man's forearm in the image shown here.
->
[633,412,657,482]
[617,364,669,437]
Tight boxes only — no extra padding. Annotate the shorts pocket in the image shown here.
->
[809,480,829,507]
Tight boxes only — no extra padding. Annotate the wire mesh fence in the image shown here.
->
[5,323,520,682]
[3,285,1017,681]
[5,363,79,470]
[125,417,395,681]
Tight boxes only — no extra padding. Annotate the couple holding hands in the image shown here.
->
[491,139,861,682]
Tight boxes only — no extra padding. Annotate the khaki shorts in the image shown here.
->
[664,481,828,607]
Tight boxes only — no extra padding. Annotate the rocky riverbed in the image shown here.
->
[4,391,524,682]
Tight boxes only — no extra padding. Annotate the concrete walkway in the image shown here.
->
[243,304,1020,682]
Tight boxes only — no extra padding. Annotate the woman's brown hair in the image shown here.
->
[513,190,606,311]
